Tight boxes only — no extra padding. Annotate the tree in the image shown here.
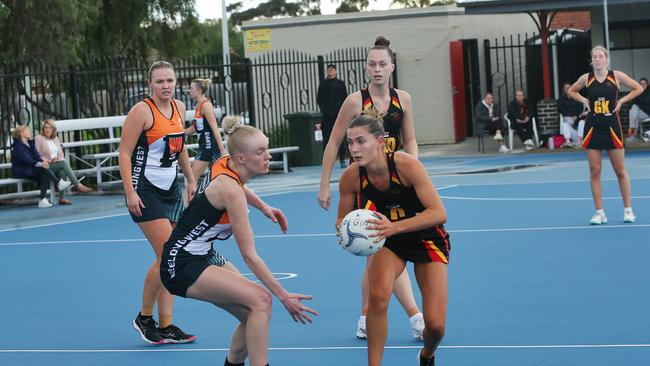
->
[230,0,320,26]
[390,0,455,8]
[336,0,370,13]
[0,0,98,64]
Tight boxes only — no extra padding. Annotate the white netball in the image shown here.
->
[338,209,386,256]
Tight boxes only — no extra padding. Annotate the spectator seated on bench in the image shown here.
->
[506,89,539,151]
[35,118,94,205]
[626,77,650,142]
[10,125,72,208]
[558,82,588,147]
[474,92,509,153]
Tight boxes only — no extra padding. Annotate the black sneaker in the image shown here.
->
[158,324,197,344]
[417,349,435,366]
[132,313,164,344]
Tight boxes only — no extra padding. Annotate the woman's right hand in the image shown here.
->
[582,99,591,112]
[317,186,332,210]
[280,293,318,324]
[126,191,145,217]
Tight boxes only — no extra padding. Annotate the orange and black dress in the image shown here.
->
[129,97,185,223]
[161,155,239,297]
[582,70,624,150]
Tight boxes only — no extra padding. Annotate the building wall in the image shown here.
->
[591,3,650,84]
[242,6,536,144]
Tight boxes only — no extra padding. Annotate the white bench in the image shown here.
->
[0,163,56,202]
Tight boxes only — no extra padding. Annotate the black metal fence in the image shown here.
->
[1,47,391,165]
[484,30,591,114]
[249,47,395,147]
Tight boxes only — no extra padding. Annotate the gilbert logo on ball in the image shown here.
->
[339,209,386,256]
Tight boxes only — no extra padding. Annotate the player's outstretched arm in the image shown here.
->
[218,179,316,323]
[243,185,287,233]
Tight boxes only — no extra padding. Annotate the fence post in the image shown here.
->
[484,39,492,93]
[392,53,399,89]
[69,65,80,119]
[244,58,256,127]
[317,55,325,82]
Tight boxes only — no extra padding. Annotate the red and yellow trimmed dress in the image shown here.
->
[582,70,624,150]
[356,153,450,264]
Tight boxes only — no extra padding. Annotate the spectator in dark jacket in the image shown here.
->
[474,92,509,153]
[507,89,536,150]
[10,124,70,208]
[317,64,348,167]
[558,82,588,147]
[627,77,650,141]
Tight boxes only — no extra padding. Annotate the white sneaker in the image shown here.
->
[409,313,424,340]
[356,316,366,339]
[624,210,636,223]
[524,139,534,150]
[498,145,509,153]
[493,132,503,141]
[38,198,52,208]
[590,212,608,225]
[57,179,72,191]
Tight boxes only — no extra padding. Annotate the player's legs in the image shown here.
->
[414,262,448,362]
[186,265,273,366]
[366,248,406,366]
[586,149,603,210]
[191,159,210,185]
[221,261,249,364]
[607,149,632,208]
[138,219,174,320]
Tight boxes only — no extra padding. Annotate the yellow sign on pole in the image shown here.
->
[245,29,272,52]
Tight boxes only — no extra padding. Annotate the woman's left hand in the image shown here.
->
[366,211,398,243]
[613,100,624,114]
[185,179,196,202]
[262,206,288,233]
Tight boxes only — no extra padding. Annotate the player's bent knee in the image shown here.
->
[424,320,445,340]
[248,287,273,315]
[368,289,392,312]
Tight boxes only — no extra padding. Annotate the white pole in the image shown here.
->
[221,0,231,114]
[603,0,610,53]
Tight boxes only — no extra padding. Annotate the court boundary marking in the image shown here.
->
[440,195,650,201]
[2,224,650,247]
[1,343,649,353]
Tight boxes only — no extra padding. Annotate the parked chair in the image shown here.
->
[504,113,539,150]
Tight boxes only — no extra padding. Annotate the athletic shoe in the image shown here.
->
[38,198,52,208]
[590,212,608,225]
[356,316,367,339]
[493,131,503,141]
[410,313,424,340]
[132,313,164,344]
[417,349,435,366]
[158,324,197,344]
[625,135,638,143]
[624,210,636,223]
[498,145,509,153]
[57,179,72,191]
[524,139,534,150]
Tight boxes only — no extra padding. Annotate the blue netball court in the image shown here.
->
[1,149,649,365]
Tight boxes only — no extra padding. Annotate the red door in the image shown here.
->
[450,41,467,142]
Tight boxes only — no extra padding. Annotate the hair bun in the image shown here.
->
[374,36,390,48]
[221,115,242,136]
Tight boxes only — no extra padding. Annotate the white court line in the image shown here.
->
[441,195,650,201]
[0,213,129,233]
[1,343,649,353]
[2,224,650,247]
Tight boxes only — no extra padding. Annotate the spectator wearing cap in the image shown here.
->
[317,63,348,167]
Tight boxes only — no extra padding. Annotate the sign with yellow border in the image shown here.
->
[245,29,272,52]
